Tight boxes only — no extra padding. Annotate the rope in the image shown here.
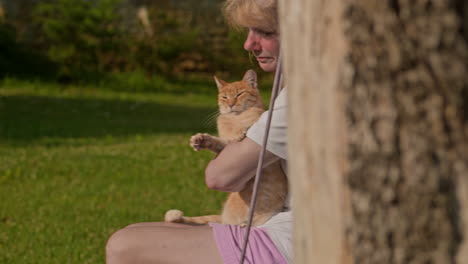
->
[239,55,283,264]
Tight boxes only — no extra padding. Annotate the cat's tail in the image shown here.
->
[164,209,222,225]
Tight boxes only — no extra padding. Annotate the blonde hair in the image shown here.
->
[222,0,278,32]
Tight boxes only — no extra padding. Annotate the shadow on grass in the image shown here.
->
[0,94,217,145]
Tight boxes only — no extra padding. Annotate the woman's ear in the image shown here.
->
[214,76,227,90]
[242,69,258,89]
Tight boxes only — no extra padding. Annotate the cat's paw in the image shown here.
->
[190,133,212,151]
[165,209,184,223]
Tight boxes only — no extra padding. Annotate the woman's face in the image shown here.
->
[243,28,279,72]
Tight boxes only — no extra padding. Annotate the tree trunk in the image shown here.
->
[280,0,468,263]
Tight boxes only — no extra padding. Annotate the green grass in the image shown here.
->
[0,80,230,263]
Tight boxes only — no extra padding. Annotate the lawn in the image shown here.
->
[0,80,229,263]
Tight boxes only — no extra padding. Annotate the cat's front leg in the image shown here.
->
[190,133,226,153]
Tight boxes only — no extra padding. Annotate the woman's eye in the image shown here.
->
[261,31,275,37]
[252,28,276,38]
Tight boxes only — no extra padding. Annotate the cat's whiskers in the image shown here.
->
[203,111,220,128]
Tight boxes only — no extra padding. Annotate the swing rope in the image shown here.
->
[239,54,283,264]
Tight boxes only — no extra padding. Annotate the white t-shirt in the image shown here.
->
[246,88,292,263]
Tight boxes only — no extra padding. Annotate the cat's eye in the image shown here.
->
[221,96,228,99]
[236,92,245,97]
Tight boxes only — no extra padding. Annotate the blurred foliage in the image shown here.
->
[33,0,125,80]
[0,0,260,91]
[0,21,56,79]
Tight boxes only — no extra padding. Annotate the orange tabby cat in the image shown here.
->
[164,69,288,227]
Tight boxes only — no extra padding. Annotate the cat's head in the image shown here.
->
[214,70,264,114]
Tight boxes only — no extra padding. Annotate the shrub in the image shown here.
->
[33,0,124,80]
[0,21,56,79]
[4,0,264,91]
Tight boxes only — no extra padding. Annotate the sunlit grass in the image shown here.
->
[0,80,229,263]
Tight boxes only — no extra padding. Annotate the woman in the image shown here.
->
[105,0,291,263]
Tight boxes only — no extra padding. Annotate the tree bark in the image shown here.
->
[279,0,352,263]
[280,0,468,263]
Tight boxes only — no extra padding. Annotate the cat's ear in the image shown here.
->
[214,76,227,90]
[243,69,258,89]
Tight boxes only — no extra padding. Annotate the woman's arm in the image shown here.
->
[205,137,280,192]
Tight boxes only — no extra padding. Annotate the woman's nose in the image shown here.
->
[243,30,259,51]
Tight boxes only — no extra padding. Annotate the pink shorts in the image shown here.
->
[209,222,288,264]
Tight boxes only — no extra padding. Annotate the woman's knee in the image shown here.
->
[106,227,136,263]
[106,224,170,263]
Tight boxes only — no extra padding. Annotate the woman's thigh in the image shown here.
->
[125,222,205,228]
[106,222,224,264]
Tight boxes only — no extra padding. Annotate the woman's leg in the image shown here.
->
[106,222,224,264]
